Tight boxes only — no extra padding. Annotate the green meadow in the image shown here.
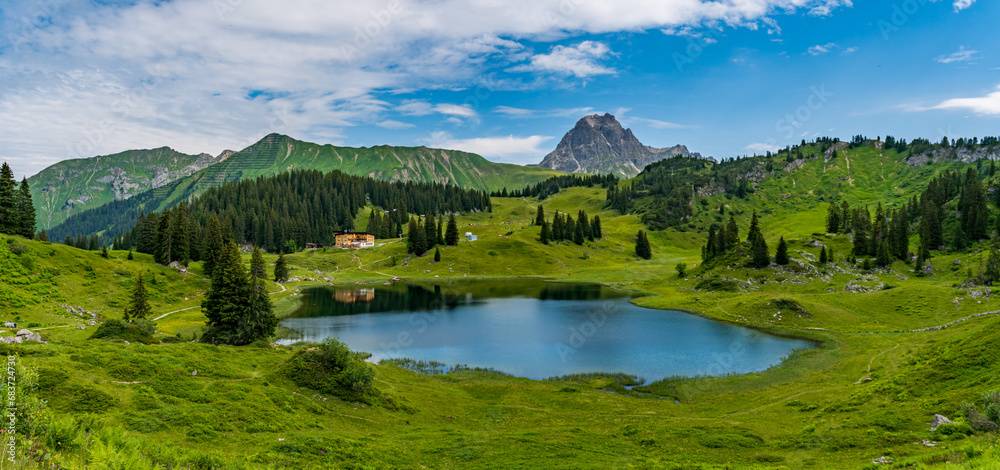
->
[3,145,1000,469]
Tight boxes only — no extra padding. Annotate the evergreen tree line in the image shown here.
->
[825,202,911,268]
[406,214,459,256]
[498,173,618,201]
[86,169,491,259]
[0,162,36,238]
[606,156,762,231]
[701,210,770,268]
[51,169,491,249]
[536,205,602,246]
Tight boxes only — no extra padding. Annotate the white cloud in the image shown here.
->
[745,142,782,153]
[493,106,596,119]
[376,120,415,129]
[511,41,615,77]
[423,132,553,164]
[0,0,859,176]
[809,0,853,17]
[808,43,837,56]
[842,47,858,55]
[953,0,975,11]
[935,46,980,64]
[631,117,696,129]
[434,103,478,118]
[930,84,1000,115]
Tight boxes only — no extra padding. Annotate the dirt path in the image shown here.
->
[152,283,288,321]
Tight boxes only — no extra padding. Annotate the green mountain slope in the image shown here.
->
[28,147,224,229]
[45,134,565,241]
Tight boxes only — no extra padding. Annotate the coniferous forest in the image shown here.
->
[77,169,490,262]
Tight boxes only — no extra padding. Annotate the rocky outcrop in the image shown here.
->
[906,146,1000,167]
[930,414,952,431]
[538,113,703,178]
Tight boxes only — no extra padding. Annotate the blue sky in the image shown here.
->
[1,0,998,179]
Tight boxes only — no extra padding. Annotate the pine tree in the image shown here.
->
[591,216,602,239]
[573,218,585,245]
[35,230,48,242]
[747,211,769,268]
[250,246,266,279]
[154,212,172,264]
[540,220,551,245]
[88,234,99,251]
[985,241,1000,285]
[726,215,739,248]
[552,212,564,241]
[170,204,190,264]
[434,247,441,262]
[775,237,789,265]
[635,230,652,260]
[0,163,16,235]
[704,225,718,261]
[577,210,591,240]
[535,205,545,226]
[819,246,828,264]
[437,217,444,245]
[16,178,35,238]
[202,242,276,345]
[123,273,152,321]
[424,214,437,249]
[274,253,289,282]
[875,239,892,268]
[564,215,575,242]
[826,203,841,234]
[445,215,459,246]
[239,269,278,345]
[952,222,968,251]
[101,244,109,258]
[202,215,224,278]
[406,217,420,254]
[127,250,134,260]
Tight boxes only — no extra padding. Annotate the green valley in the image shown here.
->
[3,137,1000,468]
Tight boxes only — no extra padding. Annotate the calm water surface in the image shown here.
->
[279,280,812,381]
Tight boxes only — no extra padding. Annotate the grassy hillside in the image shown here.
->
[28,147,221,230]
[4,169,1000,468]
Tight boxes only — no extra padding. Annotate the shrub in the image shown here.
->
[281,338,376,402]
[89,319,157,344]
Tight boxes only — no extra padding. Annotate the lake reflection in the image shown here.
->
[280,280,812,381]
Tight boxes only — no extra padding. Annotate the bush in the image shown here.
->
[695,278,739,292]
[281,338,376,402]
[89,319,157,344]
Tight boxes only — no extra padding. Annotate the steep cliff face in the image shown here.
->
[538,113,701,177]
[28,148,223,229]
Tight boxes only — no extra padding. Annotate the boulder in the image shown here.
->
[872,456,894,465]
[922,261,934,276]
[16,329,32,337]
[930,414,952,431]
[25,333,42,343]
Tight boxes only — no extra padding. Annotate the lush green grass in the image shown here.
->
[5,151,1000,469]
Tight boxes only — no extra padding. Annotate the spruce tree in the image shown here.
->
[274,253,288,282]
[540,220,551,245]
[154,212,172,264]
[826,203,841,234]
[591,216,602,239]
[819,246,827,264]
[535,205,545,226]
[35,230,48,242]
[952,223,967,251]
[726,215,739,248]
[406,217,420,254]
[202,215,224,278]
[875,239,891,268]
[445,215,459,246]
[564,215,575,243]
[424,214,437,249]
[747,211,769,268]
[434,247,441,262]
[238,267,278,345]
[577,210,591,240]
[203,242,247,342]
[250,246,266,279]
[573,218,585,245]
[986,241,1000,285]
[123,274,152,321]
[552,213,564,241]
[127,250,134,260]
[635,230,652,260]
[0,163,16,235]
[775,237,789,265]
[101,244,109,258]
[16,178,35,238]
[170,204,190,264]
[437,217,444,245]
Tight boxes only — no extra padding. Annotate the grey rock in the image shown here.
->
[872,457,894,465]
[930,414,952,431]
[15,329,32,337]
[538,113,705,178]
[923,261,934,276]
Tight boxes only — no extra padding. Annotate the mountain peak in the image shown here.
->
[538,114,700,178]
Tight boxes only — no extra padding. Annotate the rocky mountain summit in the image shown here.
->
[538,113,701,178]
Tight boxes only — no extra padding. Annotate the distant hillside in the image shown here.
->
[45,134,564,241]
[28,148,226,229]
[539,113,701,178]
